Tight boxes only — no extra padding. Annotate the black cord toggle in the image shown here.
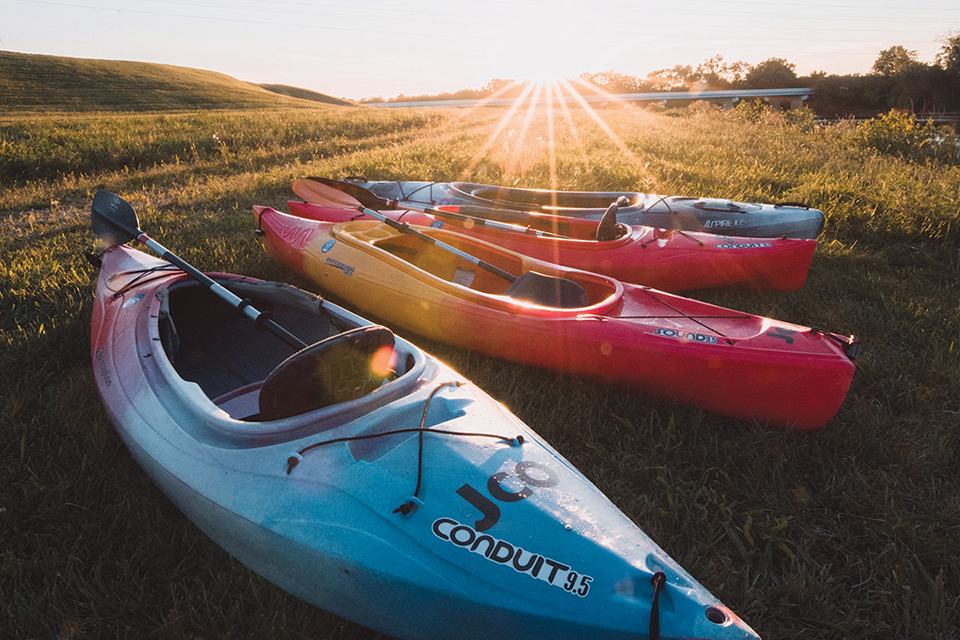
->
[393,502,415,515]
[286,453,303,475]
[393,496,423,516]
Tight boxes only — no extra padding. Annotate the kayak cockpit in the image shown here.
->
[255,325,396,421]
[156,279,422,427]
[337,221,623,312]
[451,182,644,212]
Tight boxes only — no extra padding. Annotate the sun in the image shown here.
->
[519,68,572,85]
[508,47,580,86]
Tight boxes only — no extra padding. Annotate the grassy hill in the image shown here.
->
[257,83,353,106]
[0,50,353,113]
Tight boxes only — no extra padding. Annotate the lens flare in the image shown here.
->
[370,344,396,378]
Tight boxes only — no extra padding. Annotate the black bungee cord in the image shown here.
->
[284,381,525,516]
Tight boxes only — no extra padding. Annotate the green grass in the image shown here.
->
[0,51,346,113]
[1,99,958,639]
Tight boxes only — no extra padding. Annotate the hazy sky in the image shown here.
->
[2,0,958,99]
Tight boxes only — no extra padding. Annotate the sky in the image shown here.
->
[1,0,958,100]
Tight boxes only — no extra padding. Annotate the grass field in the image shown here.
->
[2,95,959,639]
[0,51,351,113]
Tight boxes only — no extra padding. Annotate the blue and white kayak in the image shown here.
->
[323,177,825,239]
[90,241,761,640]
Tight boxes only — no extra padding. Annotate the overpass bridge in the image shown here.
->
[370,88,812,110]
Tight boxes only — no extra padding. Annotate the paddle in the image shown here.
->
[419,206,568,239]
[295,178,567,240]
[298,177,581,238]
[302,176,395,210]
[292,180,519,284]
[289,181,591,308]
[91,191,307,350]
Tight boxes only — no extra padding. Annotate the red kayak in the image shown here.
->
[255,205,860,430]
[285,199,816,293]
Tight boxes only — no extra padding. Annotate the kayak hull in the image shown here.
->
[255,207,857,430]
[287,200,817,292]
[332,178,826,239]
[91,243,760,640]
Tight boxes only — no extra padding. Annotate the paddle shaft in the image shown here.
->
[136,233,308,350]
[292,179,518,283]
[299,177,566,234]
[354,205,518,283]
[414,202,537,226]
[417,205,566,239]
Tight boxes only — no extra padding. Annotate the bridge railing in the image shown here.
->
[370,88,813,110]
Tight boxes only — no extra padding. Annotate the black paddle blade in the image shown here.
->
[304,177,395,210]
[92,191,140,247]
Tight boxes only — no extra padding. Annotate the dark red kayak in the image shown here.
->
[289,180,818,293]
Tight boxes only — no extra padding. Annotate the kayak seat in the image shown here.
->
[257,325,396,421]
[596,202,627,241]
[503,271,590,308]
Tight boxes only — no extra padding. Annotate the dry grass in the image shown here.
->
[1,99,958,639]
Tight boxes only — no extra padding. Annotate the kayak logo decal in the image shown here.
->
[431,518,594,597]
[95,348,112,388]
[321,239,336,253]
[655,328,718,344]
[456,460,559,532]
[704,219,747,229]
[324,257,354,276]
[436,460,593,597]
[768,326,798,344]
[714,242,773,249]
[280,225,315,248]
[429,221,445,229]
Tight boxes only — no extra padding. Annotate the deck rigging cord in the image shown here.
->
[284,381,525,515]
[105,264,182,298]
[649,571,667,640]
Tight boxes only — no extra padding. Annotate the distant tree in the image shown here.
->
[644,64,694,91]
[579,70,646,93]
[482,78,515,95]
[742,58,800,89]
[936,31,960,74]
[692,55,749,88]
[693,55,727,87]
[872,46,919,76]
[806,72,888,117]
[722,60,751,86]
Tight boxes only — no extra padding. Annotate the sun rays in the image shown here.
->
[457,76,652,196]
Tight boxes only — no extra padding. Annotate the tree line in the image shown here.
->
[365,33,960,117]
